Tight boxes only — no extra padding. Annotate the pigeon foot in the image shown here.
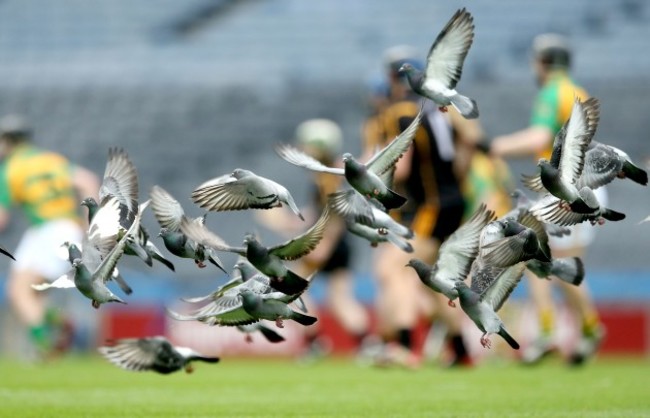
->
[447,299,456,308]
[371,242,378,248]
[480,335,492,349]
[92,300,100,309]
[245,335,253,344]
[275,319,285,328]
[373,188,380,196]
[378,228,388,236]
[195,260,206,268]
[184,364,194,374]
[438,106,448,113]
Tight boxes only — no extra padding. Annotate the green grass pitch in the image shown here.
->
[1,356,649,417]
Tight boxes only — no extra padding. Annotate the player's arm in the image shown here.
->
[490,88,558,158]
[448,108,485,182]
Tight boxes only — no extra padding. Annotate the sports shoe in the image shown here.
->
[521,335,556,365]
[373,343,421,370]
[568,326,605,366]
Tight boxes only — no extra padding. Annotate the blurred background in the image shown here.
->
[0,0,648,360]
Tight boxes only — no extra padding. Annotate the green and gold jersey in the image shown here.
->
[530,70,588,160]
[0,144,80,225]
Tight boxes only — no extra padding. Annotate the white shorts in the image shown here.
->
[548,187,608,251]
[12,219,84,281]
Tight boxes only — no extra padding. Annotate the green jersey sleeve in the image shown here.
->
[530,85,560,134]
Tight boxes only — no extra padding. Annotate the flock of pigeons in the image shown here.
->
[1,8,647,374]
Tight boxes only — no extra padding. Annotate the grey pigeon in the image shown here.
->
[529,192,625,226]
[406,204,495,306]
[455,263,525,350]
[526,257,585,286]
[275,110,422,210]
[180,258,258,304]
[192,168,304,221]
[398,8,478,119]
[70,200,144,308]
[150,185,225,272]
[328,189,413,252]
[168,271,310,327]
[237,323,286,344]
[63,241,133,295]
[505,189,570,238]
[179,206,330,295]
[523,141,648,193]
[536,97,600,214]
[0,245,15,260]
[239,289,317,328]
[98,336,219,374]
[81,196,175,271]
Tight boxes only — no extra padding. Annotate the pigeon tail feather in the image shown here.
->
[498,328,520,349]
[450,94,479,119]
[258,325,286,343]
[553,257,585,286]
[622,160,648,186]
[291,311,318,326]
[601,208,625,222]
[270,270,309,295]
[381,188,407,210]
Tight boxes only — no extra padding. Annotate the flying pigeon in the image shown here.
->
[150,185,225,272]
[536,97,601,214]
[275,109,422,210]
[178,206,330,295]
[237,323,286,344]
[455,263,525,350]
[522,141,648,193]
[191,168,304,221]
[98,336,220,374]
[406,204,495,307]
[504,189,571,238]
[328,189,413,252]
[0,245,15,260]
[239,289,317,328]
[81,196,175,271]
[529,192,625,226]
[168,271,311,327]
[398,8,478,119]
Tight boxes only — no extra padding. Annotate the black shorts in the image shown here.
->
[430,201,465,241]
[400,199,465,242]
[320,236,351,273]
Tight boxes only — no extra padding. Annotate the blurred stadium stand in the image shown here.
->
[0,0,649,357]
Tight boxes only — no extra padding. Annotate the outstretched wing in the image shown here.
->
[558,97,600,186]
[98,337,171,372]
[366,108,423,176]
[327,189,376,226]
[577,143,623,190]
[179,217,245,255]
[424,8,474,90]
[150,185,186,232]
[275,144,345,175]
[269,206,331,260]
[480,263,526,312]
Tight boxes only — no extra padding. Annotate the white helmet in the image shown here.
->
[295,119,343,157]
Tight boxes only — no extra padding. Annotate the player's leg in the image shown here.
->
[326,268,369,341]
[521,271,558,364]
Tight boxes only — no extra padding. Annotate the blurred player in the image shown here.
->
[258,118,371,360]
[363,46,483,368]
[490,34,605,365]
[0,114,100,358]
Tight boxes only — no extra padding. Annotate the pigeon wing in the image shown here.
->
[424,8,475,89]
[179,217,245,255]
[577,144,622,189]
[558,97,600,186]
[99,148,139,215]
[150,185,186,232]
[268,206,331,260]
[327,189,375,226]
[366,108,423,176]
[274,144,344,175]
[521,173,545,193]
[480,263,526,312]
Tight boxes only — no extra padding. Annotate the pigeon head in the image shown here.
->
[537,158,551,168]
[341,153,353,163]
[80,197,98,208]
[231,168,249,179]
[498,219,526,236]
[405,258,431,278]
[71,258,83,268]
[243,233,258,245]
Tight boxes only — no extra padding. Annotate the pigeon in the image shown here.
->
[328,189,413,252]
[179,206,330,295]
[504,189,570,238]
[191,169,304,221]
[150,185,225,272]
[180,258,259,304]
[455,263,525,350]
[57,199,144,308]
[536,97,600,214]
[168,271,311,327]
[275,109,422,210]
[529,192,625,226]
[81,196,175,271]
[479,216,551,268]
[98,336,220,374]
[526,257,585,286]
[237,323,286,344]
[0,245,15,260]
[398,8,478,119]
[522,141,648,193]
[406,204,495,307]
[239,289,317,328]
